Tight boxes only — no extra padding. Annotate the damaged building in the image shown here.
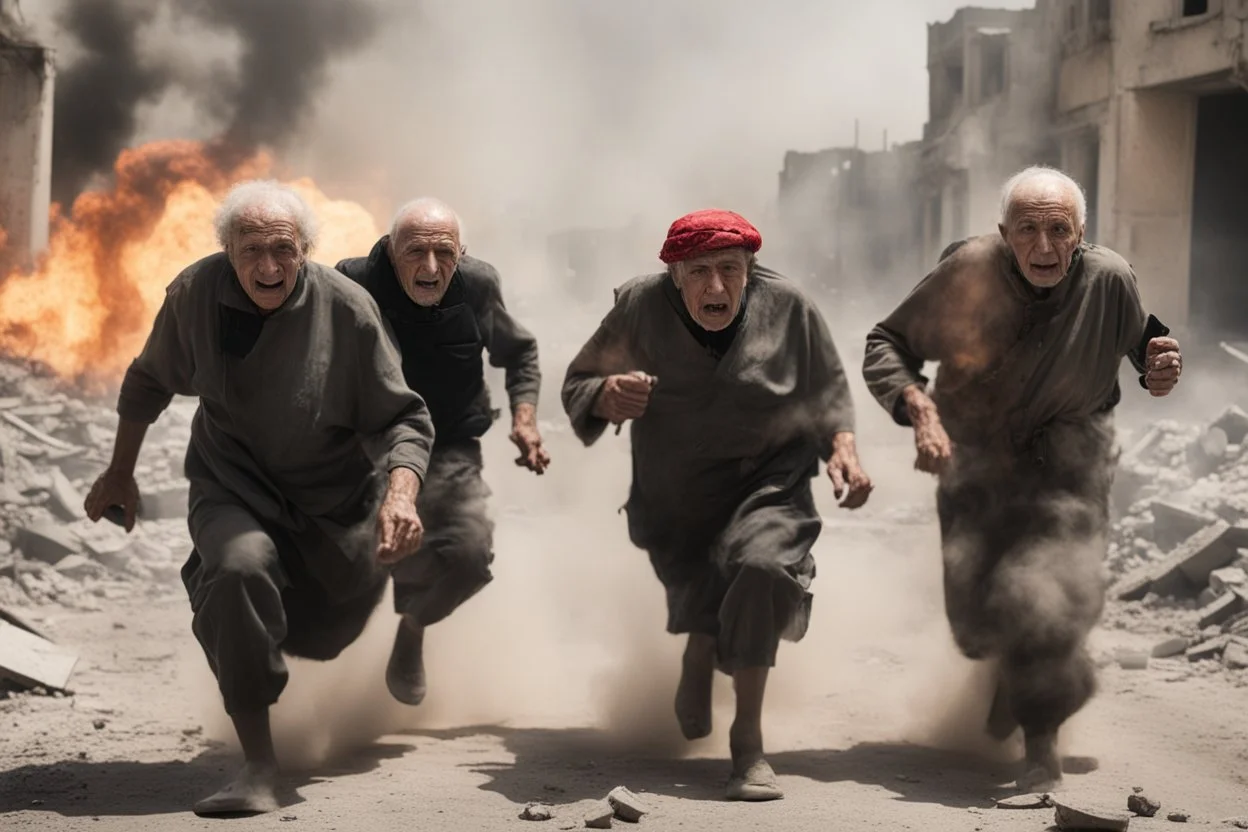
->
[0,0,53,272]
[779,0,1248,339]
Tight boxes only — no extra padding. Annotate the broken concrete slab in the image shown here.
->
[139,482,189,520]
[1187,426,1228,479]
[0,605,48,639]
[46,468,86,522]
[1150,501,1218,552]
[584,801,614,829]
[1198,591,1245,629]
[1186,635,1231,661]
[15,523,82,564]
[1209,567,1247,595]
[0,620,78,691]
[996,793,1052,809]
[1116,522,1237,601]
[1053,797,1131,831]
[1151,637,1190,658]
[1223,638,1248,670]
[54,554,103,581]
[1212,405,1248,445]
[606,787,649,823]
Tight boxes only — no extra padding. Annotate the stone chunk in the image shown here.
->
[1116,522,1236,600]
[1166,811,1189,822]
[1212,405,1248,444]
[54,554,103,581]
[1209,567,1247,595]
[46,469,86,522]
[15,523,82,564]
[1128,791,1161,818]
[606,786,649,824]
[1150,501,1217,551]
[139,482,189,520]
[1187,427,1228,478]
[996,793,1052,809]
[584,800,614,829]
[519,803,554,821]
[1186,635,1230,661]
[1116,651,1149,670]
[1151,637,1190,658]
[0,620,78,691]
[1053,797,1131,831]
[1198,590,1247,629]
[1223,638,1248,670]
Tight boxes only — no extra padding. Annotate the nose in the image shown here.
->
[257,250,279,276]
[707,269,727,295]
[423,251,438,275]
[1035,232,1054,254]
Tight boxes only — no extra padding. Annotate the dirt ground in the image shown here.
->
[2,374,1248,831]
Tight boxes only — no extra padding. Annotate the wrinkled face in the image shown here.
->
[227,209,305,312]
[999,180,1084,288]
[671,248,750,331]
[388,216,462,307]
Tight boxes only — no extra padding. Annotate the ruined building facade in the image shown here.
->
[779,0,1248,339]
[0,0,53,271]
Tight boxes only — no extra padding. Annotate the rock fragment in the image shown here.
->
[606,787,649,823]
[996,793,1052,809]
[1052,797,1131,831]
[520,803,554,821]
[584,800,614,829]
[1128,790,1161,818]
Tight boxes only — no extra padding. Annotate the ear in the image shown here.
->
[998,223,1008,242]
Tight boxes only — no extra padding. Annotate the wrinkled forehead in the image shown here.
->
[393,216,460,250]
[679,247,750,272]
[235,207,300,242]
[1007,180,1079,223]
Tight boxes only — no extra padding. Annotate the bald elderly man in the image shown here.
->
[336,198,545,706]
[863,166,1182,791]
[563,209,871,801]
[84,180,434,815]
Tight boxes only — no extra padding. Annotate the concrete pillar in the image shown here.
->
[0,39,54,269]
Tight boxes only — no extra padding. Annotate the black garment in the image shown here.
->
[336,239,541,446]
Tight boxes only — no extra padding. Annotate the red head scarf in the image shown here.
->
[658,209,762,265]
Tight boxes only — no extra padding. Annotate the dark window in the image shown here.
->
[1183,0,1209,16]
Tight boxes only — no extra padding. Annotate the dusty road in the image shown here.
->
[2,392,1248,831]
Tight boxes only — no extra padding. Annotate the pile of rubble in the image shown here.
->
[1106,406,1248,671]
[0,358,194,616]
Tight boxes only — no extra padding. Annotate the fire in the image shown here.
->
[0,140,380,390]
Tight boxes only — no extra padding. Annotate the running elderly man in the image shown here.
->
[562,209,872,801]
[863,166,1182,791]
[336,197,546,705]
[84,181,435,816]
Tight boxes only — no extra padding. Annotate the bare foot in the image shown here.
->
[675,638,715,740]
[193,761,279,816]
[386,615,427,706]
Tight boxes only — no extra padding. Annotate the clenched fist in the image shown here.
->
[592,371,657,425]
[1144,336,1181,397]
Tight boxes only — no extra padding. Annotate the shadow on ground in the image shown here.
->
[0,741,413,817]
[401,725,1072,809]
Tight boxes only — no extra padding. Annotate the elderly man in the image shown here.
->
[335,197,545,705]
[863,166,1182,791]
[563,209,871,801]
[84,180,434,816]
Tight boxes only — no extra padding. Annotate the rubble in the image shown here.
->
[606,787,649,824]
[0,620,78,691]
[1052,797,1131,831]
[519,803,554,821]
[1167,811,1190,822]
[584,801,615,829]
[1128,789,1161,818]
[996,793,1052,809]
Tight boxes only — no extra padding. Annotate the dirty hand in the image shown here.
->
[83,467,141,532]
[903,385,953,475]
[826,433,872,509]
[1144,336,1181,397]
[376,489,424,565]
[509,404,550,475]
[592,371,657,425]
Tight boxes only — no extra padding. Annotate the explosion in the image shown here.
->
[0,140,380,390]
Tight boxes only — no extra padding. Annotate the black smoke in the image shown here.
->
[49,0,381,204]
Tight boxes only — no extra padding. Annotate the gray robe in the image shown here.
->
[862,236,1148,735]
[117,252,434,713]
[562,266,854,670]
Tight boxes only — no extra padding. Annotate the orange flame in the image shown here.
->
[0,139,379,390]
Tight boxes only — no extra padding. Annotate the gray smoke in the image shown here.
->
[49,0,382,204]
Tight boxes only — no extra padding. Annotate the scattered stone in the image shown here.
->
[0,620,79,691]
[45,468,86,522]
[1187,635,1231,662]
[1128,791,1161,818]
[584,801,614,829]
[607,787,649,824]
[93,719,106,730]
[1211,405,1248,444]
[1116,522,1236,601]
[1151,637,1190,658]
[14,523,82,564]
[1167,811,1189,822]
[1198,590,1246,629]
[1117,651,1149,670]
[520,803,554,821]
[1150,501,1217,551]
[1210,567,1248,595]
[1223,638,1248,670]
[997,793,1053,809]
[1053,797,1131,831]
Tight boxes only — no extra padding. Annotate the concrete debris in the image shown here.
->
[1151,637,1190,658]
[606,787,649,823]
[1209,567,1247,595]
[520,803,555,821]
[1223,638,1248,670]
[1186,635,1231,662]
[1052,797,1131,831]
[15,523,82,564]
[996,793,1052,809]
[584,800,615,829]
[46,469,86,522]
[1211,406,1248,445]
[1197,590,1246,629]
[1150,501,1219,552]
[1128,791,1161,818]
[0,619,78,691]
[1167,811,1190,822]
[1116,651,1149,670]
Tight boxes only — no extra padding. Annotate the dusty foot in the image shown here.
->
[726,758,784,802]
[986,679,1019,740]
[193,762,280,816]
[386,616,427,706]
[1018,732,1062,793]
[675,642,715,740]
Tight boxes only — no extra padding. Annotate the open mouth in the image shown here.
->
[702,303,729,316]
[255,279,283,290]
[1029,263,1060,279]
[414,279,439,291]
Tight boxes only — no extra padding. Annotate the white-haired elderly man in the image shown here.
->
[83,180,435,816]
[863,166,1182,791]
[335,197,546,707]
